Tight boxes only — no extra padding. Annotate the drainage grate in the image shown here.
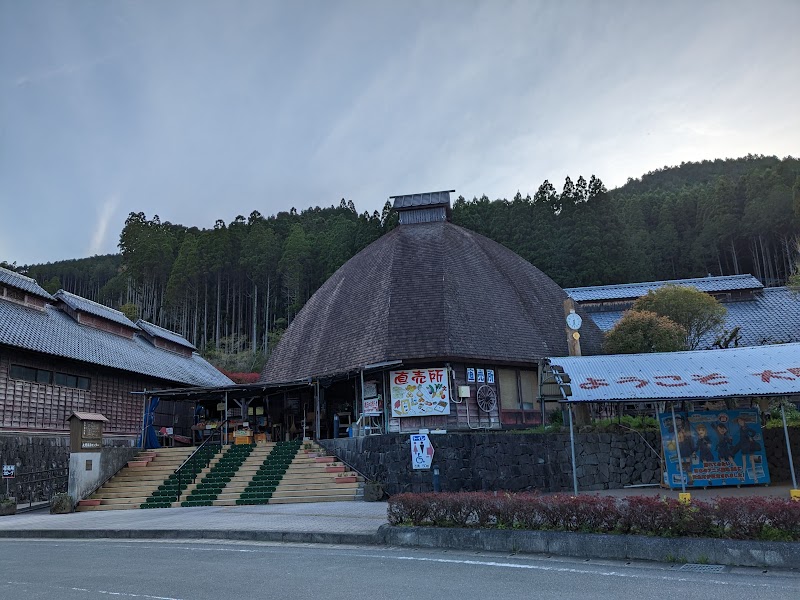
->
[678,563,727,573]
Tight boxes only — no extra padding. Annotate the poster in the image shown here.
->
[658,408,770,488]
[363,396,381,415]
[410,434,434,469]
[390,368,451,417]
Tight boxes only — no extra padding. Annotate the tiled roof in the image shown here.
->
[549,343,800,402]
[0,298,231,387]
[55,289,139,330]
[390,190,454,210]
[261,221,605,383]
[585,287,800,348]
[68,412,108,422]
[0,267,54,300]
[566,274,763,302]
[136,319,196,351]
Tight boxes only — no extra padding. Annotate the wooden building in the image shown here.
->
[0,267,231,441]
[259,191,604,435]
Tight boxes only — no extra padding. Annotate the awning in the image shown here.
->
[549,342,800,403]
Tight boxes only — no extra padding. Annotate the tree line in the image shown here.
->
[21,155,800,370]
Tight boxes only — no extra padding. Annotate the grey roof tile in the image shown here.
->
[136,319,196,350]
[390,190,454,210]
[0,298,231,387]
[261,221,605,383]
[0,267,54,300]
[55,289,139,330]
[586,287,800,348]
[566,274,763,302]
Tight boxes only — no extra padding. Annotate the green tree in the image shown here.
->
[604,310,687,354]
[632,285,726,349]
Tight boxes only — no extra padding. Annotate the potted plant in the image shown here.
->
[0,495,16,516]
[50,493,73,514]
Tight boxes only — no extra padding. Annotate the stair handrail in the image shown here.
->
[175,419,228,493]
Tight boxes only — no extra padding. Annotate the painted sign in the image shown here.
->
[487,369,495,384]
[477,369,485,383]
[390,369,451,417]
[466,368,476,383]
[658,408,770,488]
[410,434,434,469]
[2,464,15,479]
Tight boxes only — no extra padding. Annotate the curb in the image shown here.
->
[2,525,798,569]
[0,529,380,546]
[379,525,800,569]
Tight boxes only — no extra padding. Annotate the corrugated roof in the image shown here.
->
[0,267,54,300]
[566,274,763,302]
[55,289,139,330]
[0,298,231,387]
[136,319,196,351]
[587,287,800,348]
[549,343,800,402]
[390,190,454,210]
[261,221,605,383]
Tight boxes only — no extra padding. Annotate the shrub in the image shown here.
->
[386,492,800,541]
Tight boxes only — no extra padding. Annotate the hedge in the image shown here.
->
[387,492,800,541]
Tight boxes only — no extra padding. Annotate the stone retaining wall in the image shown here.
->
[320,427,800,495]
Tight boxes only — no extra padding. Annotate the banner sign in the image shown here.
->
[410,434,434,469]
[390,368,451,417]
[658,408,770,488]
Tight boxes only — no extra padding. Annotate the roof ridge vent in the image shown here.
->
[390,190,454,225]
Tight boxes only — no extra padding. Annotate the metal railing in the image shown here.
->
[175,419,228,492]
[6,466,69,508]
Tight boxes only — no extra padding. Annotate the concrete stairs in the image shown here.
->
[268,442,363,504]
[76,447,196,511]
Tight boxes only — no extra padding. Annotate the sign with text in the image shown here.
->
[390,369,451,417]
[2,464,15,479]
[363,396,382,415]
[410,434,434,470]
[658,408,770,488]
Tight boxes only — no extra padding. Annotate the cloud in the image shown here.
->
[89,195,120,256]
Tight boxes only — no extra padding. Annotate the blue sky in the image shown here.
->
[1,0,798,265]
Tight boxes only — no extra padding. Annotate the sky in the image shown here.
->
[1,1,799,266]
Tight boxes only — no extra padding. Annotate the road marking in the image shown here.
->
[4,581,185,600]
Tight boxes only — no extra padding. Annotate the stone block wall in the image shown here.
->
[321,426,800,495]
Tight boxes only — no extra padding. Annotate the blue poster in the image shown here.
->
[658,408,770,488]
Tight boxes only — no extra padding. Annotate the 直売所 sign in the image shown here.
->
[410,434,434,469]
[390,369,450,417]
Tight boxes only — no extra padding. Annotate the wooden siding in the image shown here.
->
[0,348,189,435]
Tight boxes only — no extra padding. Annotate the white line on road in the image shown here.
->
[3,581,186,600]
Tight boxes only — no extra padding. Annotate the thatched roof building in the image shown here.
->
[261,191,603,433]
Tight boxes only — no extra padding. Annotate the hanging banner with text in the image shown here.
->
[658,408,770,488]
[390,368,451,417]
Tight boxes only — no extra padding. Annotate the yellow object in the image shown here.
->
[679,492,692,504]
[790,489,800,501]
[235,435,253,445]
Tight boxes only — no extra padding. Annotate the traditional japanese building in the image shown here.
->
[0,267,231,441]
[566,274,800,348]
[260,190,604,435]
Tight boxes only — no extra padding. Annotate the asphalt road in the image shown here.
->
[1,539,798,600]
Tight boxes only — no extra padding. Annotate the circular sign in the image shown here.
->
[566,312,582,330]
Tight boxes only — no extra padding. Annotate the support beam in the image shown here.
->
[568,403,578,495]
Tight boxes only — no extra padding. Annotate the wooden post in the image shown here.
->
[564,299,590,426]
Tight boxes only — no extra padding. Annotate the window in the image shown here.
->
[9,364,90,390]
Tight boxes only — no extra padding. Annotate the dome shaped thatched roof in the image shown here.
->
[260,220,604,383]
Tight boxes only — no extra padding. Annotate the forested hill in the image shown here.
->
[14,155,800,368]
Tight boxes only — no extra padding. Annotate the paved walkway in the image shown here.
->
[0,501,389,538]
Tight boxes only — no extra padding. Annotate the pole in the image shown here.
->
[670,404,687,495]
[140,391,148,449]
[781,403,798,489]
[568,403,578,495]
[224,391,229,445]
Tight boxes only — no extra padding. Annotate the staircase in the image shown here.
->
[76,441,364,511]
[76,447,196,511]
